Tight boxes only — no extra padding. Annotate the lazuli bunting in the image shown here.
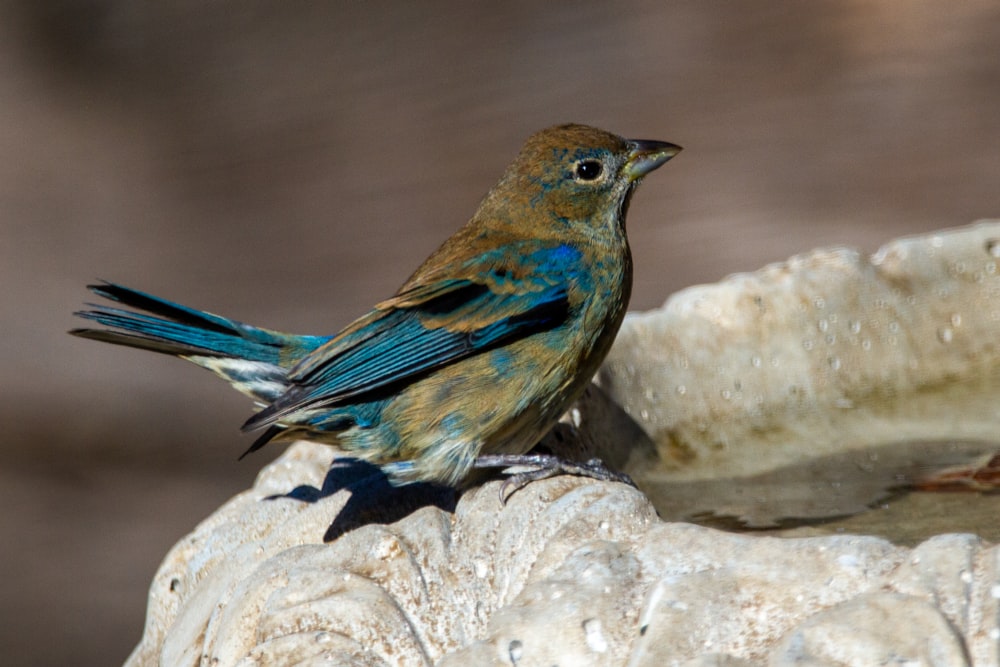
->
[72,124,680,494]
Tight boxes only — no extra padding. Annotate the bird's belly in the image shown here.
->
[356,333,588,485]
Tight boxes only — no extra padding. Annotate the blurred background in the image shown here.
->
[3,1,1000,664]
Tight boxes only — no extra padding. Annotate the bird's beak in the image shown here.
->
[624,139,682,182]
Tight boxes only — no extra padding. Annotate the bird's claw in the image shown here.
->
[473,453,635,505]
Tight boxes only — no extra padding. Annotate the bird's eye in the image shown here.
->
[574,159,604,182]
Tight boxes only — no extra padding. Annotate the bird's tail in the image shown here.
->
[70,282,328,404]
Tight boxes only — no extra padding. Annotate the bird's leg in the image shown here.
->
[473,453,635,504]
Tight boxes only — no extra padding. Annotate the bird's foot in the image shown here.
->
[473,453,635,504]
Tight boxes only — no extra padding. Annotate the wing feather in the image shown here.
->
[242,276,569,430]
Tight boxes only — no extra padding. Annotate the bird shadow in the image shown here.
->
[266,458,457,542]
[259,382,652,544]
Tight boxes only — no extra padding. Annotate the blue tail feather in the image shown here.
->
[70,282,329,403]
[71,282,326,363]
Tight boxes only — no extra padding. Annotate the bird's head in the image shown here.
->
[486,124,681,236]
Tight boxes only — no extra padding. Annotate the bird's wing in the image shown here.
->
[241,266,571,430]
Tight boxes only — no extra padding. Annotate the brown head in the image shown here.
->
[478,123,681,236]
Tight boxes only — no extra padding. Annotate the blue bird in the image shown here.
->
[71,124,680,495]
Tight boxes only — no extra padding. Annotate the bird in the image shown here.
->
[71,124,680,497]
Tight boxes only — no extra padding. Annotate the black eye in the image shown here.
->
[574,159,603,181]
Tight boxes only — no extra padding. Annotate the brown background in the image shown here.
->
[3,2,1000,664]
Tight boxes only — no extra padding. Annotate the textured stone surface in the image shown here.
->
[769,592,970,666]
[590,220,1000,528]
[600,220,1000,481]
[126,223,1000,666]
[126,443,1000,666]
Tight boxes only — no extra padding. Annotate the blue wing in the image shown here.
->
[242,274,570,430]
